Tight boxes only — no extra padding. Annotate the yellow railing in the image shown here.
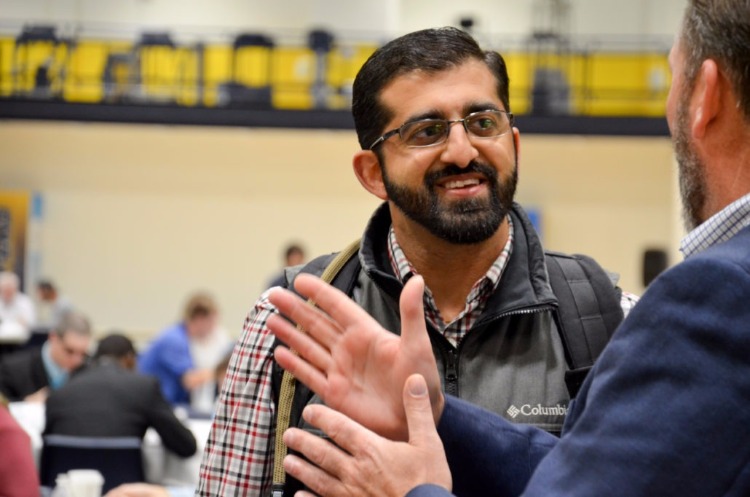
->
[0,33,669,116]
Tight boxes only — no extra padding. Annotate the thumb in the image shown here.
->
[403,374,441,448]
[399,275,431,356]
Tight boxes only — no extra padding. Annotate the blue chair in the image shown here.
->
[39,435,145,492]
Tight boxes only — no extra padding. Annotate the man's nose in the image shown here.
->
[440,122,479,167]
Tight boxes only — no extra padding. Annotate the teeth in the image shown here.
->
[444,179,480,189]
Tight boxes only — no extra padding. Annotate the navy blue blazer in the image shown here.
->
[408,225,750,497]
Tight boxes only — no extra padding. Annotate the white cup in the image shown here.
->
[65,469,104,497]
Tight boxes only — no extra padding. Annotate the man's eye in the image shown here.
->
[406,121,447,144]
[474,117,497,130]
[416,122,445,137]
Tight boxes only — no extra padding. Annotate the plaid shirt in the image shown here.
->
[196,217,638,496]
[386,221,514,347]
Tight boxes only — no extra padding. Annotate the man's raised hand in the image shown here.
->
[267,273,444,440]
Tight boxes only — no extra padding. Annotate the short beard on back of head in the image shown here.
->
[382,160,518,245]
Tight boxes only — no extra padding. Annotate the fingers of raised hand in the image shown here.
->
[294,274,379,330]
[268,313,333,370]
[273,345,328,398]
[268,288,341,351]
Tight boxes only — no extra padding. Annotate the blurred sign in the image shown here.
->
[0,191,30,290]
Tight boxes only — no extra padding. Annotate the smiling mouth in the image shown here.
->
[444,178,481,189]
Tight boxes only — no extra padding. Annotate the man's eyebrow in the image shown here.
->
[402,109,443,124]
[399,102,504,125]
[465,102,502,114]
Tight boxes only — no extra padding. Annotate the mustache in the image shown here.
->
[425,161,499,187]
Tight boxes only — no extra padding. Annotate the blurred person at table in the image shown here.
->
[0,310,91,402]
[0,271,36,342]
[265,242,307,290]
[45,333,196,458]
[35,278,74,330]
[0,392,39,497]
[139,292,231,408]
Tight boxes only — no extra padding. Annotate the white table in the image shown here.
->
[143,416,212,486]
[8,401,45,467]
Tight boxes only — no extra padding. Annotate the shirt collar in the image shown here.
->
[41,341,69,390]
[386,216,514,298]
[680,193,750,258]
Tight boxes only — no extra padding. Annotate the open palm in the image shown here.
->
[267,273,443,441]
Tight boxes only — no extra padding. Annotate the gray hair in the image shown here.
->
[681,0,750,121]
[53,310,92,338]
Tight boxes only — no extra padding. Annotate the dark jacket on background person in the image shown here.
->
[0,347,49,401]
[44,360,196,457]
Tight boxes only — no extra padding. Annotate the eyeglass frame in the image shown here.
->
[368,109,515,150]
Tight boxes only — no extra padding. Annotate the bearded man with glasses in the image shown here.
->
[0,310,92,403]
[197,27,636,497]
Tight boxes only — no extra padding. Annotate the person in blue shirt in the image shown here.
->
[139,292,223,406]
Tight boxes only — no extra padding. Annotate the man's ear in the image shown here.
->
[512,127,521,172]
[353,150,388,200]
[691,59,721,140]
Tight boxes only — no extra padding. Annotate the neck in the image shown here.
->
[700,113,750,219]
[392,214,509,322]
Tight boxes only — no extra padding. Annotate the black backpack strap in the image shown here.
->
[271,239,361,497]
[545,251,624,398]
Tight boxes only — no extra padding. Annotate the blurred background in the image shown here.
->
[0,0,685,343]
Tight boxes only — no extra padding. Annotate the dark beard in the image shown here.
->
[382,161,517,244]
[674,102,707,231]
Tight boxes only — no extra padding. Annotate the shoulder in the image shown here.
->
[598,248,750,372]
[238,291,279,347]
[152,323,189,348]
[1,348,40,369]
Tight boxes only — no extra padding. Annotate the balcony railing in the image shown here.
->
[0,23,672,121]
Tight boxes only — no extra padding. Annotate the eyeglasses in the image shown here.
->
[59,338,89,359]
[369,109,514,150]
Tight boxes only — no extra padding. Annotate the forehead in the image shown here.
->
[59,331,90,347]
[378,59,502,124]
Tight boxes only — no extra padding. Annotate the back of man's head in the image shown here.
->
[681,0,750,122]
[94,333,136,369]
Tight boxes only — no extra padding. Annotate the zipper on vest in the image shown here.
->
[444,348,458,396]
[474,303,556,329]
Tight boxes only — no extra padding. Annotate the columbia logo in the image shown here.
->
[506,405,521,418]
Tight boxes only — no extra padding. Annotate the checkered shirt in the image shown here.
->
[680,193,750,259]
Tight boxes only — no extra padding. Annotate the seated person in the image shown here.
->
[0,271,36,342]
[139,292,230,406]
[35,279,74,330]
[0,392,39,497]
[44,333,196,458]
[0,310,92,402]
